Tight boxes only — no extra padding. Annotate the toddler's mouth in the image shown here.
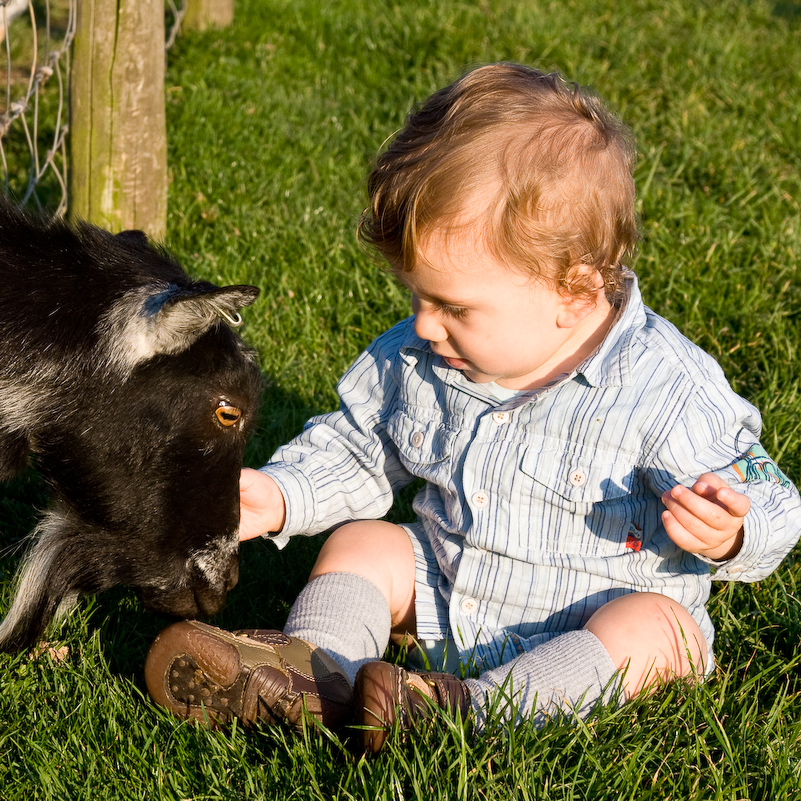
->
[443,355,470,370]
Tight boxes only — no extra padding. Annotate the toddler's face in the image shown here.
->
[398,228,609,391]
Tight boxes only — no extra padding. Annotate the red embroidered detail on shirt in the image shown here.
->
[626,521,642,551]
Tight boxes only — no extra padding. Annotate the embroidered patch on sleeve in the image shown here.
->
[731,444,792,488]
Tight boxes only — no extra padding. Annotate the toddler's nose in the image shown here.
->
[413,308,448,343]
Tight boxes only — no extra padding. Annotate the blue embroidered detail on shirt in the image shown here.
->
[507,632,527,657]
[732,444,791,488]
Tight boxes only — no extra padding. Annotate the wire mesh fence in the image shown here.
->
[0,0,75,215]
[0,0,186,217]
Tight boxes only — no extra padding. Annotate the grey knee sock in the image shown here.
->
[283,572,391,685]
[464,629,622,731]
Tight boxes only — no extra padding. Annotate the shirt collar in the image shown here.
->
[571,271,644,388]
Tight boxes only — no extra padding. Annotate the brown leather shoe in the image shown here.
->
[354,661,472,753]
[145,620,353,731]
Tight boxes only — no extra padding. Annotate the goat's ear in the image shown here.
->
[103,283,260,371]
[145,283,260,356]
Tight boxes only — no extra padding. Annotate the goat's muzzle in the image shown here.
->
[137,549,239,619]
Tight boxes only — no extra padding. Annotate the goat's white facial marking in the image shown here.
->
[191,534,239,588]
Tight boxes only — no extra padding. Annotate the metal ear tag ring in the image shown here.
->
[218,309,244,327]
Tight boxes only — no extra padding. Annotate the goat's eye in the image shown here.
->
[215,404,242,427]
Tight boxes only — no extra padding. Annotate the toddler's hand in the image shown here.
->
[661,473,750,561]
[238,467,287,541]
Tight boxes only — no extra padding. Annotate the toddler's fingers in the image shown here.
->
[662,484,730,531]
[660,493,722,544]
[662,506,743,560]
[712,485,751,518]
[692,472,729,492]
[661,509,708,553]
[239,466,260,493]
[692,473,750,518]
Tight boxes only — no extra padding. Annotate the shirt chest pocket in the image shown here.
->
[520,447,634,504]
[387,410,452,483]
[517,446,637,555]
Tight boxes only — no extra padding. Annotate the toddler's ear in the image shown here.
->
[561,262,605,294]
[556,264,606,327]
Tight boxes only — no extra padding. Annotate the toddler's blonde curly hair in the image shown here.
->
[359,63,638,305]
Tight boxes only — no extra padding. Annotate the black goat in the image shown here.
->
[0,202,261,652]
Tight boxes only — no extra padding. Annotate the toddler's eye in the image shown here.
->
[438,303,468,320]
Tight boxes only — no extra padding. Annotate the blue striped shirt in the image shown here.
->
[263,275,801,670]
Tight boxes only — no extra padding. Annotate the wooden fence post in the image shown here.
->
[68,0,167,239]
[184,0,234,31]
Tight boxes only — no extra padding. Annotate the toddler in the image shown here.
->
[145,63,801,752]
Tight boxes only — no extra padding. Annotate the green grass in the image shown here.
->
[2,0,801,797]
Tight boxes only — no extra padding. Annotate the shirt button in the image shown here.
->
[460,597,478,614]
[471,490,490,508]
[492,412,509,424]
[569,469,586,487]
[410,431,425,448]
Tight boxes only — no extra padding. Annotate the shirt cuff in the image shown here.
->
[257,462,318,549]
[695,504,767,581]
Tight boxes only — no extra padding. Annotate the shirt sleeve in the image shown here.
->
[646,376,801,581]
[260,324,416,548]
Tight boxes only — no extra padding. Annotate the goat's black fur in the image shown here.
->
[0,202,261,652]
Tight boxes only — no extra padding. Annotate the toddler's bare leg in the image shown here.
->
[309,520,417,644]
[437,592,705,733]
[280,520,416,683]
[357,590,707,748]
[584,591,707,700]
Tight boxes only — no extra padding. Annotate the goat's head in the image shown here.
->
[0,216,262,651]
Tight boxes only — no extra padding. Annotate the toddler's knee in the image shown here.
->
[310,520,414,585]
[316,520,408,563]
[585,592,707,699]
[312,521,381,573]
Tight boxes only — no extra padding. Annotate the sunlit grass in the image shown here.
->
[1,0,800,798]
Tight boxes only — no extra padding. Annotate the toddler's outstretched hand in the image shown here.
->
[661,473,750,561]
[239,467,287,541]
